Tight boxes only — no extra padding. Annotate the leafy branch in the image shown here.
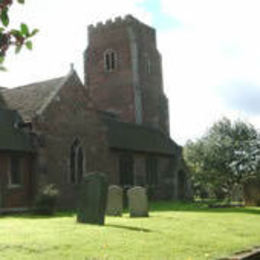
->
[0,0,38,70]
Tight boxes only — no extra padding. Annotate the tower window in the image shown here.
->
[70,138,84,184]
[104,49,117,72]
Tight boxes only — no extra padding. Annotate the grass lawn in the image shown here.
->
[0,202,260,260]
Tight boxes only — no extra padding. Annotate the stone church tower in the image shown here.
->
[84,15,169,134]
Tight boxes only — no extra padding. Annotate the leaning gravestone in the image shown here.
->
[127,186,149,217]
[106,185,123,216]
[77,172,108,225]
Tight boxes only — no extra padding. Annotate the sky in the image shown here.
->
[1,0,260,145]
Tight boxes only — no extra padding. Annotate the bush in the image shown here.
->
[34,184,59,215]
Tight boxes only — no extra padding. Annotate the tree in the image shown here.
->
[0,0,38,70]
[184,118,260,199]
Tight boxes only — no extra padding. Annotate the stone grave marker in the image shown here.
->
[243,177,260,206]
[77,172,108,225]
[106,185,123,216]
[127,186,149,217]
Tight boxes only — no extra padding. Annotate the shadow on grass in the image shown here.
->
[149,201,260,215]
[106,224,152,232]
[0,211,75,219]
[1,202,259,219]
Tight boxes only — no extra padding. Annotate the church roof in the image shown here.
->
[2,76,66,121]
[103,117,180,155]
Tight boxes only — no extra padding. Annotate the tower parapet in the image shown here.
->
[88,15,155,40]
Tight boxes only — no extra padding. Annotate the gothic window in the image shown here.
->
[70,139,84,184]
[104,49,117,72]
[9,156,22,186]
[146,156,158,186]
[119,153,134,187]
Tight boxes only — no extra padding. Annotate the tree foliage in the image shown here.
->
[184,118,260,199]
[0,0,38,70]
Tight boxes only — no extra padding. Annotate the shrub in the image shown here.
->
[34,184,59,215]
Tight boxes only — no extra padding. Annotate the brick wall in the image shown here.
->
[84,16,169,134]
[31,73,116,209]
[0,153,33,208]
[109,149,185,200]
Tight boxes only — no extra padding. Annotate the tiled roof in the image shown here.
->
[103,117,180,155]
[2,76,67,121]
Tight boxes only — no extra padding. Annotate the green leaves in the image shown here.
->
[184,117,260,200]
[0,55,6,71]
[0,55,4,64]
[30,28,39,37]
[21,23,29,36]
[0,0,37,70]
[1,7,9,27]
[25,40,32,50]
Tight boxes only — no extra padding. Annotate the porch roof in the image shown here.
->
[103,117,180,156]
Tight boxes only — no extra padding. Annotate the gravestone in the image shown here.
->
[231,184,243,202]
[106,185,123,216]
[77,172,108,225]
[127,186,149,217]
[243,177,260,206]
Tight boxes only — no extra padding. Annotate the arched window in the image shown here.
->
[70,139,84,184]
[104,49,117,72]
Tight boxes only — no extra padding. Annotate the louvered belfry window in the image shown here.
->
[104,49,117,72]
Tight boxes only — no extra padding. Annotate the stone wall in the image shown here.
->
[31,74,115,209]
[109,149,189,200]
[0,153,34,208]
[84,15,169,134]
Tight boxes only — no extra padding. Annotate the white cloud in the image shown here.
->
[158,0,260,144]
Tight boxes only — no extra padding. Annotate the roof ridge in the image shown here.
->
[3,76,66,91]
[36,70,77,117]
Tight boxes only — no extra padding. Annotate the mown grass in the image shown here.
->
[0,202,260,260]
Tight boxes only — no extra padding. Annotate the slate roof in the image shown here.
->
[103,117,179,155]
[1,76,67,121]
[0,109,33,152]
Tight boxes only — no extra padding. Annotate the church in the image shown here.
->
[0,15,191,210]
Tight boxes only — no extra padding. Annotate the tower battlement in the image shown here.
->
[88,15,155,37]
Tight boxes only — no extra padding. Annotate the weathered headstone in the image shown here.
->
[106,185,123,216]
[77,172,108,225]
[127,186,149,217]
[231,184,243,202]
[243,177,260,206]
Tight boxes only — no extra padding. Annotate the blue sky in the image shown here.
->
[2,0,260,145]
[139,0,181,30]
